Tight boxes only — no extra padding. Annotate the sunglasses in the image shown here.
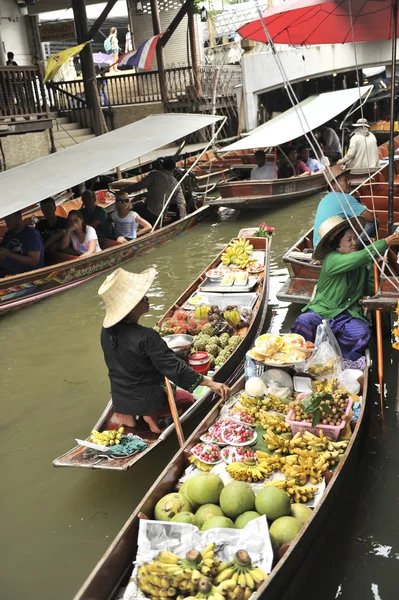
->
[117,199,130,204]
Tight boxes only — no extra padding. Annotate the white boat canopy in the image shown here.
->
[223,86,373,152]
[0,113,222,220]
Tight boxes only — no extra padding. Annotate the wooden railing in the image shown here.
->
[0,66,48,119]
[46,82,92,130]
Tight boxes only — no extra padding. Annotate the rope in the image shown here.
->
[252,0,399,293]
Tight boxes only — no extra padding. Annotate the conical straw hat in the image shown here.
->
[98,267,157,328]
[314,215,365,260]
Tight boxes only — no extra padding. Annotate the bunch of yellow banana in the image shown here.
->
[226,460,270,482]
[221,239,255,269]
[264,479,318,503]
[137,563,177,599]
[183,576,228,600]
[189,456,214,472]
[90,427,124,446]
[263,430,307,454]
[213,550,268,600]
[255,451,282,473]
[254,411,291,433]
[303,431,349,453]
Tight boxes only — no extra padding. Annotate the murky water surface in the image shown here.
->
[0,192,397,599]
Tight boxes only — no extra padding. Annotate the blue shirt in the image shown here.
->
[306,157,323,172]
[2,225,45,274]
[313,191,366,248]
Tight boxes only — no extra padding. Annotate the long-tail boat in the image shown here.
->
[277,136,399,305]
[70,354,370,600]
[53,234,271,471]
[0,113,225,315]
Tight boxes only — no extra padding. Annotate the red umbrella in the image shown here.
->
[238,0,398,45]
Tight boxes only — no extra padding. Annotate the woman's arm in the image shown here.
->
[80,239,98,258]
[61,226,75,249]
[136,215,152,236]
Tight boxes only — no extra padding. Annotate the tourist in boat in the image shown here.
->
[290,216,399,360]
[99,268,231,434]
[315,144,330,168]
[111,192,152,242]
[61,210,101,257]
[316,125,342,162]
[80,189,112,241]
[298,146,325,173]
[114,158,187,226]
[278,148,311,179]
[250,150,276,180]
[336,118,379,171]
[35,197,69,251]
[312,170,377,249]
[0,211,45,275]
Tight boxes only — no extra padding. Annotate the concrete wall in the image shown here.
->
[0,0,33,65]
[241,40,398,130]
[105,101,164,130]
[2,131,51,170]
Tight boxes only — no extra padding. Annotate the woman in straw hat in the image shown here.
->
[99,268,231,435]
[290,216,399,360]
[336,118,379,171]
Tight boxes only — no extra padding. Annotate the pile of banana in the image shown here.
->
[226,459,271,482]
[303,430,349,453]
[189,456,214,472]
[136,546,268,600]
[254,411,290,433]
[90,427,124,446]
[221,239,256,269]
[263,430,308,454]
[236,393,290,419]
[264,479,319,503]
[279,454,329,485]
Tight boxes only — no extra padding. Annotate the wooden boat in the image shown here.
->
[53,235,271,470]
[370,120,399,145]
[277,137,399,305]
[0,205,210,315]
[71,357,370,600]
[205,166,342,210]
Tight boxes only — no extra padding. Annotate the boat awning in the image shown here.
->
[0,113,222,220]
[223,86,372,152]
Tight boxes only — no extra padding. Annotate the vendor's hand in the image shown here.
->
[207,380,231,400]
[336,158,344,166]
[385,231,399,246]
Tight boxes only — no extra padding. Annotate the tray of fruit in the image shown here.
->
[190,442,223,464]
[247,262,264,274]
[205,268,230,281]
[200,420,231,445]
[221,422,258,446]
[221,446,256,464]
[228,410,256,427]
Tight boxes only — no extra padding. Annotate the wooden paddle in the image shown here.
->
[373,263,384,409]
[164,377,185,447]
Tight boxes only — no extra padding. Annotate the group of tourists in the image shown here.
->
[0,158,186,277]
[250,118,379,182]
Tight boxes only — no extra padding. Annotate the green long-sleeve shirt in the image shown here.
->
[303,239,388,321]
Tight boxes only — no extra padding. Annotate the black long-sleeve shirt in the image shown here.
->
[101,323,203,415]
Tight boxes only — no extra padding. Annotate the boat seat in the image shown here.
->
[100,238,122,249]
[45,252,79,265]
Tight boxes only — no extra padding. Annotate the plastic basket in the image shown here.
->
[286,398,353,441]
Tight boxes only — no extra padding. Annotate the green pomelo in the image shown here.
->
[219,481,255,519]
[195,504,225,528]
[290,504,313,526]
[187,473,224,505]
[234,511,261,529]
[154,493,192,521]
[269,516,302,550]
[179,480,199,511]
[171,512,198,527]
[255,487,291,521]
[201,516,235,531]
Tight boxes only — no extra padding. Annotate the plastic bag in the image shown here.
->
[338,369,361,394]
[305,320,342,380]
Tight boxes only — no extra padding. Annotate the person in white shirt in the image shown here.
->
[250,150,276,180]
[111,192,152,243]
[125,24,133,53]
[61,210,101,257]
[298,146,325,173]
[337,118,379,171]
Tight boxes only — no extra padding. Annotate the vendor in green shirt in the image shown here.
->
[291,215,399,360]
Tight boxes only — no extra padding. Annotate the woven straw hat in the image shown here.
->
[352,118,370,128]
[314,215,366,260]
[98,267,157,328]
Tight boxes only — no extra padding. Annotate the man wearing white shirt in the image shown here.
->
[250,150,276,180]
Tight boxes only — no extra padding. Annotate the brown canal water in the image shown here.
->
[0,193,397,600]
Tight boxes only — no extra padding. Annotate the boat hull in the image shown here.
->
[72,357,369,600]
[205,169,340,210]
[0,206,211,315]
